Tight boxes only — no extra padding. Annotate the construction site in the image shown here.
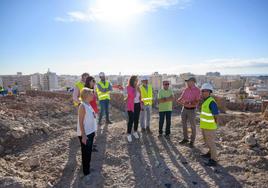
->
[0,91,268,188]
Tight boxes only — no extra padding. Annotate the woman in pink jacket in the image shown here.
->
[126,75,142,142]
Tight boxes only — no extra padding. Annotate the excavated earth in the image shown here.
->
[0,94,268,188]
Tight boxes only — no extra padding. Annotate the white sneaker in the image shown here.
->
[133,132,139,139]
[127,134,132,142]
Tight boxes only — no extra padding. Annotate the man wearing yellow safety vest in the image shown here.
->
[96,72,113,125]
[200,83,219,167]
[0,86,4,96]
[140,76,153,133]
[73,73,90,107]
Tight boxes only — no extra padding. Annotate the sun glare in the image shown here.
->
[91,0,147,24]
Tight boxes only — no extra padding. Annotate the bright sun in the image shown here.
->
[91,0,147,24]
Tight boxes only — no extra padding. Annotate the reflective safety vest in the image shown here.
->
[140,84,153,106]
[200,96,217,130]
[74,81,84,106]
[96,81,111,101]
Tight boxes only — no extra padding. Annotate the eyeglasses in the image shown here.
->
[202,90,210,92]
[163,83,169,86]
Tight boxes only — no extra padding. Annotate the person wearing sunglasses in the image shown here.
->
[158,80,174,139]
[200,83,219,166]
[177,76,200,147]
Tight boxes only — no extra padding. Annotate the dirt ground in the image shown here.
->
[0,95,268,188]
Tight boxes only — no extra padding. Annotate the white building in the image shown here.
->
[151,72,162,91]
[48,71,59,91]
[246,86,259,98]
[246,84,268,99]
[31,73,42,90]
[37,70,59,91]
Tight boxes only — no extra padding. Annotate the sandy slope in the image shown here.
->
[1,95,268,188]
[54,110,268,188]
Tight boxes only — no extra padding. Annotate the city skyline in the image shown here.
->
[1,0,268,75]
[1,70,268,77]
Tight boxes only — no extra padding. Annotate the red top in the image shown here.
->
[179,86,201,107]
[90,94,98,113]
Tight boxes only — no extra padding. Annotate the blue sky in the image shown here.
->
[1,0,268,75]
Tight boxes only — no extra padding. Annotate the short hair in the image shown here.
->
[81,73,90,79]
[80,88,93,101]
[128,75,138,87]
[186,77,196,83]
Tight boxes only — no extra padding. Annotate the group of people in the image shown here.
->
[73,72,220,183]
[73,72,113,181]
[125,75,219,167]
[0,83,18,96]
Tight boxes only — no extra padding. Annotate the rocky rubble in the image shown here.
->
[1,93,268,187]
[263,106,268,120]
[216,114,268,186]
[0,94,77,187]
[0,94,75,156]
[222,116,268,151]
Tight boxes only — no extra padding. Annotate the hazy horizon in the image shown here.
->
[1,71,268,77]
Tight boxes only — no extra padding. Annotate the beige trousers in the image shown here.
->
[202,129,217,161]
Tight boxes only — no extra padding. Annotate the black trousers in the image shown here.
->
[127,103,141,134]
[159,111,172,135]
[78,132,95,176]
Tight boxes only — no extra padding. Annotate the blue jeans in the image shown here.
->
[159,111,172,135]
[99,99,110,123]
[12,89,18,95]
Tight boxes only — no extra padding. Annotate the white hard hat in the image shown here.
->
[201,83,213,92]
[99,72,105,77]
[141,76,149,81]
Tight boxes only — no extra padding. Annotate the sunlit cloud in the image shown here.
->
[55,0,191,23]
[55,11,95,22]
